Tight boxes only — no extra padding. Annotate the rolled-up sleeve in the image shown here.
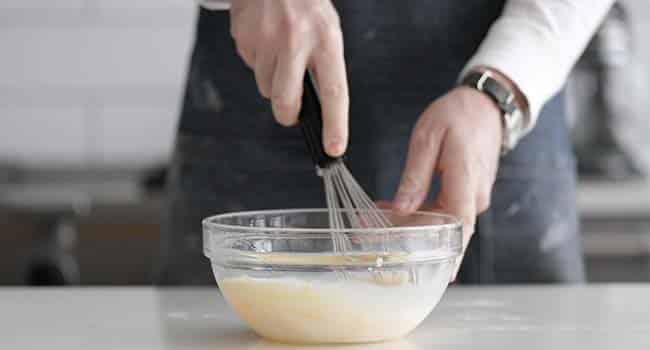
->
[460,0,615,133]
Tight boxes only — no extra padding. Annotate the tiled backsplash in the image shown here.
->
[0,0,195,168]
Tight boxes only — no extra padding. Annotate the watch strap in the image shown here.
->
[462,71,517,115]
[461,70,523,154]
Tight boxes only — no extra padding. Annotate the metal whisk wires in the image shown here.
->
[298,72,391,251]
[318,159,392,252]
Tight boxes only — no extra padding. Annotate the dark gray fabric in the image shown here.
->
[157,1,585,285]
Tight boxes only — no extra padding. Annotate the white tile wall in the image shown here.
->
[0,0,196,169]
[0,1,85,10]
[96,106,179,165]
[0,28,191,87]
[0,106,87,165]
[95,0,193,10]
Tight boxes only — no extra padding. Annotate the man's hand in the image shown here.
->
[393,85,504,279]
[230,0,348,156]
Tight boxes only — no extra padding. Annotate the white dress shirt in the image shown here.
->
[196,0,614,132]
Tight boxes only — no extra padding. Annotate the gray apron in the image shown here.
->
[157,0,586,285]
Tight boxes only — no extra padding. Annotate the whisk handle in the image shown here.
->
[299,73,339,168]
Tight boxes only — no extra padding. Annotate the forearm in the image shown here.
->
[460,0,615,133]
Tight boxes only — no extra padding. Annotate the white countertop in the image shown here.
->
[2,285,650,349]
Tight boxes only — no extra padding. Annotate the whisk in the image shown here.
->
[299,74,421,285]
[298,73,392,252]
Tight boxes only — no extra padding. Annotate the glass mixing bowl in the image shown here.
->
[203,209,461,344]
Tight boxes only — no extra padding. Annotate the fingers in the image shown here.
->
[374,200,393,210]
[254,47,277,99]
[270,50,309,126]
[235,44,256,68]
[393,118,445,215]
[312,33,349,157]
[230,0,348,151]
[434,151,477,282]
[437,157,477,241]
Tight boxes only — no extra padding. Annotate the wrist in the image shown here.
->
[455,86,503,143]
[468,66,529,119]
[461,68,528,155]
[456,85,502,119]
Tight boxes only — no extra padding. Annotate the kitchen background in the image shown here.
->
[1,0,649,285]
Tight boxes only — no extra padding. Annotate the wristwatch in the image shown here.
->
[461,70,526,155]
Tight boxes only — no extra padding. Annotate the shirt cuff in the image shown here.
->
[459,1,614,134]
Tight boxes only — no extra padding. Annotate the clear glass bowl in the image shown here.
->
[203,209,462,344]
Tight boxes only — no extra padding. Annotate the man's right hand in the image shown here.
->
[230,0,349,157]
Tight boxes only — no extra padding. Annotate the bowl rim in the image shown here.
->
[202,208,461,235]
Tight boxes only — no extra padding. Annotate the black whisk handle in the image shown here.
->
[299,73,339,168]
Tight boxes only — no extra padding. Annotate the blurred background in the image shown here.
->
[1,0,650,285]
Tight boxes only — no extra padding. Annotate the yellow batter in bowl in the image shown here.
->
[219,260,452,344]
[203,209,462,344]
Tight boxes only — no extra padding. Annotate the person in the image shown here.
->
[156,0,614,285]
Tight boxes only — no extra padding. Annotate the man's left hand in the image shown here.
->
[392,85,504,280]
